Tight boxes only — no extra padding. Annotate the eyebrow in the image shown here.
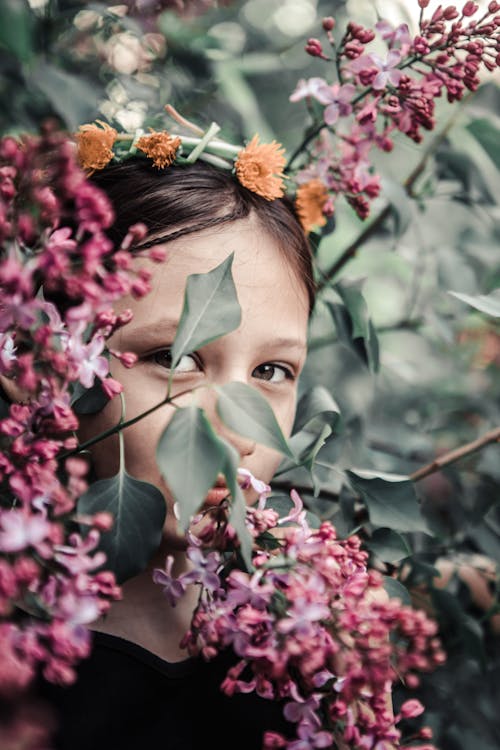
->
[121,319,179,345]
[123,320,307,352]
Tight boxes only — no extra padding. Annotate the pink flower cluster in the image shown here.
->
[290,1,500,219]
[154,480,445,750]
[0,126,163,694]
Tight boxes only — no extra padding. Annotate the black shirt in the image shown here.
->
[38,631,293,750]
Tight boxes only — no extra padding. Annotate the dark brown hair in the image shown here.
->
[91,159,316,312]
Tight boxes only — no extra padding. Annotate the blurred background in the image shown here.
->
[1,1,499,748]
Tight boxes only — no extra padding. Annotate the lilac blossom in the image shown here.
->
[153,555,187,606]
[0,509,51,554]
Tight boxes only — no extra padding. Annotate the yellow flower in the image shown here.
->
[295,179,329,234]
[234,135,286,201]
[76,120,117,173]
[135,129,181,168]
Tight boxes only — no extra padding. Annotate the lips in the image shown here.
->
[204,475,230,506]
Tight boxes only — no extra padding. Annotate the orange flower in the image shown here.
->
[76,121,117,173]
[234,135,286,201]
[135,129,181,168]
[295,179,329,233]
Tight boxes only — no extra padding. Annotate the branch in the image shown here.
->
[410,426,500,482]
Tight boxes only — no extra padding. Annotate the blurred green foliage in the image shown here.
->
[1,1,499,748]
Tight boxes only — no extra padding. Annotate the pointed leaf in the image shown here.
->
[171,253,241,368]
[380,175,412,238]
[78,474,166,585]
[448,289,500,318]
[71,379,110,415]
[216,382,293,458]
[0,0,35,63]
[368,528,412,563]
[220,439,253,571]
[156,405,226,529]
[383,576,412,605]
[346,469,431,533]
[327,281,379,372]
[31,63,100,131]
[292,385,342,435]
[467,118,500,170]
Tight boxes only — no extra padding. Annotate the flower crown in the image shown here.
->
[75,104,327,234]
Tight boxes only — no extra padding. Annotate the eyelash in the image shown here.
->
[145,349,295,383]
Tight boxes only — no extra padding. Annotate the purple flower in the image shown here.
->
[278,596,330,636]
[375,20,411,51]
[153,556,187,606]
[316,83,356,125]
[226,569,274,610]
[238,467,271,499]
[289,77,329,103]
[0,509,51,553]
[66,332,109,388]
[369,50,403,90]
[0,332,16,373]
[183,547,222,592]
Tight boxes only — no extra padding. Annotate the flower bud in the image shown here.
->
[488,0,500,11]
[443,5,459,19]
[322,16,335,31]
[419,727,434,739]
[462,1,479,15]
[418,0,430,6]
[400,699,425,719]
[305,38,324,57]
[93,512,114,532]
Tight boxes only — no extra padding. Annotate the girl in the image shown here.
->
[28,156,316,749]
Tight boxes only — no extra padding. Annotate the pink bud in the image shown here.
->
[419,727,434,739]
[147,246,167,263]
[443,5,459,19]
[418,0,430,6]
[305,38,324,57]
[93,512,114,532]
[116,309,134,326]
[488,0,499,10]
[100,377,123,398]
[400,699,425,719]
[462,1,479,15]
[322,16,335,31]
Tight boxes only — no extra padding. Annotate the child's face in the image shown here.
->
[78,214,310,547]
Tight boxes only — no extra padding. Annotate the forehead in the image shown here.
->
[115,216,310,332]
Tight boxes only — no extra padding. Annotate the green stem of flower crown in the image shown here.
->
[175,133,241,156]
[185,122,222,164]
[196,153,235,170]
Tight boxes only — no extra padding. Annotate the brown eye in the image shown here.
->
[252,363,292,383]
[151,350,199,373]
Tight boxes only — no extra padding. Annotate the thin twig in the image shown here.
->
[164,104,204,135]
[409,426,500,482]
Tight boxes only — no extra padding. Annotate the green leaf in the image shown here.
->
[0,0,35,63]
[368,528,411,563]
[383,576,412,605]
[71,379,110,415]
[346,469,431,533]
[78,473,166,585]
[380,175,412,238]
[171,253,241,368]
[216,381,293,458]
[448,289,500,318]
[292,385,342,435]
[156,405,227,530]
[220,439,253,571]
[327,281,379,372]
[467,118,500,170]
[30,63,100,131]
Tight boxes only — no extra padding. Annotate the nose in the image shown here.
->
[198,387,256,459]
